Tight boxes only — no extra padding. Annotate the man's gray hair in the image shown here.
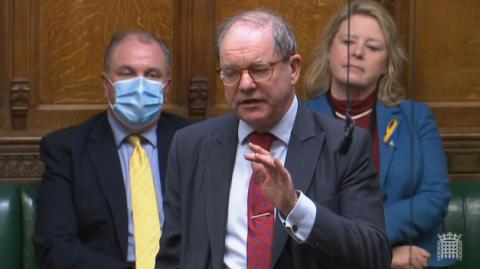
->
[216,9,297,61]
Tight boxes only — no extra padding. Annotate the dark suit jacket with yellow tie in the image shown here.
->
[156,104,391,269]
[33,111,188,269]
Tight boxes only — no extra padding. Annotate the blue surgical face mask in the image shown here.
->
[107,76,165,130]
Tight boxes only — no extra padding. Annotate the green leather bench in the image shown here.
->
[0,180,38,269]
[0,179,478,269]
[445,180,480,269]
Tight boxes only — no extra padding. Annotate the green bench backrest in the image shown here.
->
[0,179,478,269]
[0,181,39,269]
[444,180,480,269]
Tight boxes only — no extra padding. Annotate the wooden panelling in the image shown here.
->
[413,1,480,102]
[408,0,480,130]
[19,0,176,131]
[0,135,42,180]
[9,0,31,130]
[0,0,10,130]
[406,0,480,178]
[174,0,217,120]
[1,0,480,180]
[35,1,173,105]
[443,132,480,180]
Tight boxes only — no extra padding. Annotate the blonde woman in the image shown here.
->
[304,1,453,268]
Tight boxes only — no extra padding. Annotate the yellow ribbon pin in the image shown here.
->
[383,119,398,144]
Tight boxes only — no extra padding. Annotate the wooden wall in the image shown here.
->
[1,0,479,180]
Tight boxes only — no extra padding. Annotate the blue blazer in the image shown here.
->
[305,95,454,267]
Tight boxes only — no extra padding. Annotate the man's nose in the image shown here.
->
[238,69,256,91]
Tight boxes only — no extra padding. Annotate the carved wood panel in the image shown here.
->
[174,0,216,120]
[0,0,11,130]
[406,0,480,179]
[1,0,480,180]
[4,0,177,131]
[408,0,480,130]
[0,136,42,180]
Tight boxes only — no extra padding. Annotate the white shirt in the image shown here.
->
[223,96,317,268]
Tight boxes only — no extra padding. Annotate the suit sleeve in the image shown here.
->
[156,133,182,269]
[304,129,392,269]
[33,136,129,269]
[384,105,451,245]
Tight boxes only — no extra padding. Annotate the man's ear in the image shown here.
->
[101,72,116,104]
[101,73,110,98]
[289,54,302,85]
[163,78,172,103]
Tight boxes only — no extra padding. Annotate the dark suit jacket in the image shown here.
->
[157,104,391,269]
[33,111,188,269]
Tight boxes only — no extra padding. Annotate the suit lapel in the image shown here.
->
[377,103,401,187]
[271,106,325,266]
[86,114,129,260]
[205,115,238,269]
[156,116,175,194]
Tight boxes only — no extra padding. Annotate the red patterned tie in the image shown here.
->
[247,132,275,269]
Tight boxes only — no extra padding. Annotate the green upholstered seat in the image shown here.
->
[0,179,478,269]
[0,182,22,269]
[0,181,39,269]
[445,180,480,269]
[21,182,39,269]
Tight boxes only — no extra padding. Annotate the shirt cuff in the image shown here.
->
[278,190,316,243]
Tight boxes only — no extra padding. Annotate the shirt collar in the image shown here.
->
[238,95,298,145]
[107,110,158,147]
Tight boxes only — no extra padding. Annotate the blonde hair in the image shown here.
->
[303,0,406,106]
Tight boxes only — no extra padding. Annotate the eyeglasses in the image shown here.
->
[217,58,285,86]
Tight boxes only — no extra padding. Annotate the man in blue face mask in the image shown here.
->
[34,30,189,269]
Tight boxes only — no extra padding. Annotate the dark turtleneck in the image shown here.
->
[329,90,380,171]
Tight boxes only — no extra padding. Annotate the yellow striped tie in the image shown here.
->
[129,135,161,269]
